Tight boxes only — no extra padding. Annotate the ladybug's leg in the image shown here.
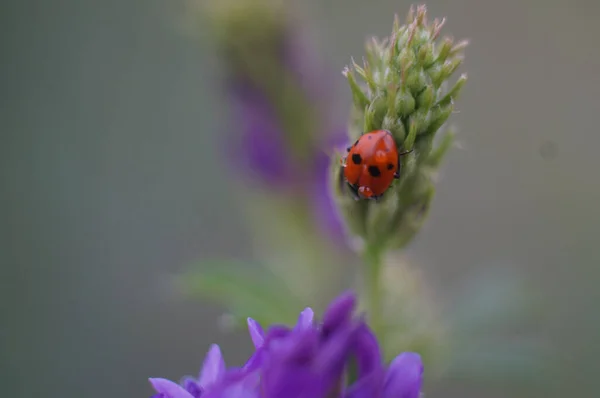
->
[338,165,347,192]
[394,148,413,179]
[371,194,384,202]
[339,165,361,201]
[347,183,361,201]
[394,153,401,179]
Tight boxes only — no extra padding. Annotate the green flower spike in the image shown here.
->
[333,4,468,252]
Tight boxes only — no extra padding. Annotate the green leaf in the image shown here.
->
[178,260,305,327]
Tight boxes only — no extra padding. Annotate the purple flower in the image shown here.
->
[149,292,424,398]
[215,2,348,243]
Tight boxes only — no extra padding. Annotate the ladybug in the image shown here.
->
[340,129,411,200]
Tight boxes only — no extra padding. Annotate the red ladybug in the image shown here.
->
[340,130,411,200]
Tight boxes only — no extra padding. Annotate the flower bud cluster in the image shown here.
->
[333,5,468,250]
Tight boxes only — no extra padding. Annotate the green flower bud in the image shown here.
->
[427,64,444,88]
[364,95,388,132]
[398,47,416,70]
[441,57,464,82]
[406,68,428,95]
[418,42,435,68]
[385,84,399,117]
[408,108,430,137]
[395,88,416,117]
[388,182,435,249]
[343,67,370,111]
[335,4,468,251]
[436,37,454,63]
[414,4,427,25]
[404,119,419,150]
[449,40,470,57]
[365,193,399,247]
[392,118,407,142]
[437,73,468,107]
[427,104,454,135]
[426,131,454,168]
[417,84,435,110]
[381,115,396,132]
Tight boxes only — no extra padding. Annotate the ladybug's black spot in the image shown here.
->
[351,154,362,165]
[367,135,372,140]
[387,163,394,170]
[368,165,381,177]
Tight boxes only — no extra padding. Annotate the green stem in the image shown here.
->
[362,244,385,343]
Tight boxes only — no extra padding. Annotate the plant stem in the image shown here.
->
[362,244,384,343]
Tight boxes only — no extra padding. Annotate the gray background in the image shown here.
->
[2,0,599,396]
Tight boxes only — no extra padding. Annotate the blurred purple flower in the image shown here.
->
[227,81,298,185]
[149,292,424,398]
[216,4,348,243]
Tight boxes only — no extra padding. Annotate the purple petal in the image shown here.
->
[270,328,319,364]
[220,367,257,386]
[264,325,292,343]
[262,330,328,398]
[383,352,424,398]
[243,325,292,373]
[343,371,384,398]
[204,389,257,398]
[226,81,296,186]
[202,371,260,398]
[295,307,315,330]
[322,291,356,335]
[247,317,265,348]
[262,365,330,398]
[181,378,202,398]
[198,344,226,387]
[343,323,385,398]
[352,322,383,377]
[149,378,194,398]
[314,323,357,381]
[243,348,265,372]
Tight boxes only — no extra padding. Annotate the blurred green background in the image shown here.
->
[2,0,599,397]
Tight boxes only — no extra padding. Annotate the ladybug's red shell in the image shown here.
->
[342,130,399,199]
